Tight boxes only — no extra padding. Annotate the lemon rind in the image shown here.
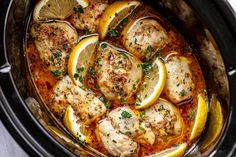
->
[99,0,140,39]
[33,0,89,21]
[63,106,89,143]
[68,35,98,86]
[136,58,167,109]
[190,94,208,141]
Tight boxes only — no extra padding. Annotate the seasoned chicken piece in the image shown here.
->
[136,122,155,145]
[69,1,108,33]
[51,76,106,123]
[163,55,195,104]
[95,43,143,102]
[108,106,139,137]
[122,18,169,60]
[144,98,183,142]
[31,21,78,77]
[98,119,138,157]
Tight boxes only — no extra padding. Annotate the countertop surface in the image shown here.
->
[0,0,235,157]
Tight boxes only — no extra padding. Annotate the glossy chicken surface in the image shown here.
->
[52,76,106,123]
[69,1,108,33]
[122,18,169,60]
[95,43,142,102]
[27,0,207,156]
[31,21,78,77]
[163,55,195,104]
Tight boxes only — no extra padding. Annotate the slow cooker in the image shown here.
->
[0,0,236,156]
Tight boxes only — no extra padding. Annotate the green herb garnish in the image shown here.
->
[147,45,154,52]
[89,67,96,77]
[179,89,186,97]
[53,51,62,58]
[189,111,195,120]
[51,70,61,77]
[77,67,84,73]
[121,111,132,119]
[108,29,119,37]
[101,43,107,49]
[158,105,164,111]
[138,62,152,75]
[140,110,145,119]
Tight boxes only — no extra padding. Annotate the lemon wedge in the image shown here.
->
[135,57,167,109]
[200,96,223,151]
[146,143,188,157]
[190,94,208,141]
[68,35,98,86]
[63,106,89,143]
[33,0,89,21]
[98,0,140,39]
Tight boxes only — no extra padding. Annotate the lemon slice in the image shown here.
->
[68,35,98,86]
[135,57,167,109]
[63,106,89,143]
[33,0,89,21]
[146,143,188,157]
[98,0,140,39]
[200,96,223,151]
[190,94,208,141]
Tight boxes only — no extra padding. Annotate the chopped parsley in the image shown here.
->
[154,51,161,57]
[189,111,195,120]
[118,18,128,29]
[108,29,119,37]
[51,70,61,77]
[99,96,106,103]
[140,110,145,119]
[112,139,117,143]
[121,52,129,59]
[105,102,111,109]
[95,84,101,90]
[77,67,84,73]
[125,131,132,135]
[89,67,96,77]
[138,62,152,75]
[158,105,164,111]
[120,97,127,103]
[147,45,154,52]
[79,76,84,82]
[121,111,132,119]
[63,44,68,50]
[84,30,90,35]
[139,126,146,132]
[53,51,62,58]
[95,57,101,66]
[189,47,193,53]
[179,89,186,97]
[74,7,84,13]
[172,144,180,148]
[101,43,107,49]
[99,96,110,109]
[74,73,80,79]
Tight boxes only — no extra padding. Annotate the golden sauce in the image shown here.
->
[27,1,207,156]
